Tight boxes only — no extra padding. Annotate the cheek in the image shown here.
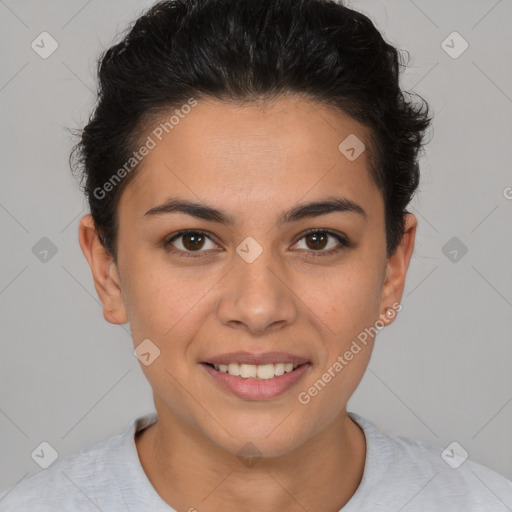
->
[299,259,383,339]
[296,272,380,417]
[123,255,219,350]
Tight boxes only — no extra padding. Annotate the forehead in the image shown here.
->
[119,95,382,221]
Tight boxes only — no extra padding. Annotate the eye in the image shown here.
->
[292,229,350,258]
[163,230,218,258]
[162,228,351,259]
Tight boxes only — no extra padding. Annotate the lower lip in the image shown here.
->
[201,363,311,401]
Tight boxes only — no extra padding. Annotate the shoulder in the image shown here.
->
[349,412,512,511]
[0,442,109,511]
[0,414,155,511]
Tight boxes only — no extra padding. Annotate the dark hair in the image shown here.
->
[70,0,432,261]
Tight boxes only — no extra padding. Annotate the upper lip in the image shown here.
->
[203,351,310,366]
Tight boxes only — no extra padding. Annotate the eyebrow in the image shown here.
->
[143,196,367,225]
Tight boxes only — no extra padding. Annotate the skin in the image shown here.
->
[79,94,416,512]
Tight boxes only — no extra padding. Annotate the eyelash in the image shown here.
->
[162,228,351,259]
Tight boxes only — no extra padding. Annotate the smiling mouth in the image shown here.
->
[203,362,304,380]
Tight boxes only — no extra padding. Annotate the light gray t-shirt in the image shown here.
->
[1,411,511,511]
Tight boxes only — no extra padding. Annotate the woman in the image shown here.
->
[1,0,511,510]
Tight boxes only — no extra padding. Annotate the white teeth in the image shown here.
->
[240,364,257,378]
[211,362,300,379]
[227,363,240,376]
[274,363,285,376]
[256,364,274,379]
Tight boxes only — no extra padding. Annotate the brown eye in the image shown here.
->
[164,230,217,257]
[304,231,329,250]
[293,229,349,257]
[181,232,206,251]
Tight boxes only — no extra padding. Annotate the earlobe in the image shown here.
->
[379,213,417,323]
[78,214,128,325]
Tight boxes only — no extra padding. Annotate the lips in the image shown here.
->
[200,351,311,400]
[205,361,299,379]
[200,363,311,400]
[203,351,310,366]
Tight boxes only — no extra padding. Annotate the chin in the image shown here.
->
[202,416,308,460]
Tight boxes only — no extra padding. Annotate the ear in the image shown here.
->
[379,213,417,326]
[78,214,128,325]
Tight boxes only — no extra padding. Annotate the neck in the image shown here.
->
[136,407,366,512]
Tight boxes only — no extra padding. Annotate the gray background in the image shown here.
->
[1,0,511,495]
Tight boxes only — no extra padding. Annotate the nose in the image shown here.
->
[216,247,298,335]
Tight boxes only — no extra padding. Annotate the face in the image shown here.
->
[80,95,415,457]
